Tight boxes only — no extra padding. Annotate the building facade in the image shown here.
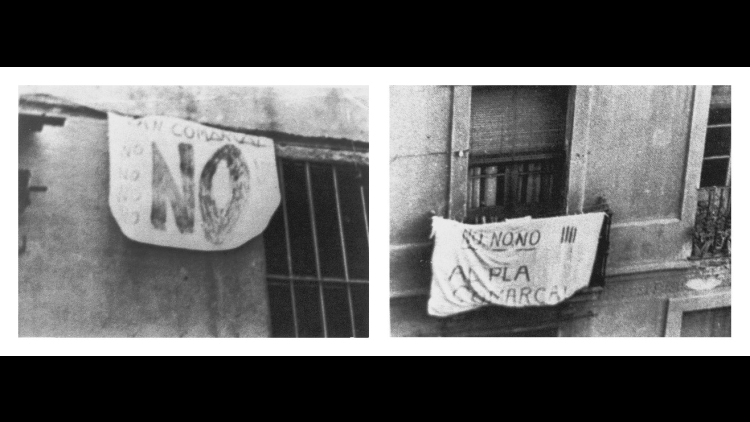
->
[19,86,369,338]
[390,85,730,337]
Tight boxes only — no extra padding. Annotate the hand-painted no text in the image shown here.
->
[108,113,280,251]
[428,213,606,317]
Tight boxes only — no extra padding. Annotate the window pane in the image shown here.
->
[268,282,295,337]
[294,281,324,337]
[283,162,317,277]
[265,159,368,338]
[708,107,731,125]
[323,283,354,338]
[710,85,731,109]
[700,158,729,187]
[310,164,345,279]
[704,126,731,157]
[681,307,731,337]
[264,203,288,276]
[352,283,369,338]
[336,164,369,280]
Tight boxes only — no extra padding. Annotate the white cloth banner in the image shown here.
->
[108,113,280,251]
[428,213,606,317]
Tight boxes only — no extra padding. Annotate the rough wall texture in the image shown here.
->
[392,264,731,337]
[390,86,452,296]
[18,86,369,143]
[575,86,699,268]
[582,86,693,222]
[19,117,270,337]
[389,85,730,337]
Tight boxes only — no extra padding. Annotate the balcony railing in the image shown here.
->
[692,186,731,259]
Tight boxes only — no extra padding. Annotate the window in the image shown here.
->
[681,307,731,337]
[665,291,730,337]
[466,86,570,223]
[700,86,731,188]
[264,157,369,338]
[450,86,611,291]
[692,86,731,258]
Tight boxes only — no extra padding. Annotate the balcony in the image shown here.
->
[692,186,731,259]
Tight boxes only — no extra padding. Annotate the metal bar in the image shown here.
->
[725,157,731,187]
[503,166,511,211]
[304,163,327,338]
[267,274,369,285]
[276,160,299,338]
[707,123,732,129]
[469,171,553,180]
[703,155,731,160]
[332,166,357,337]
[484,166,498,207]
[359,182,369,243]
[470,152,563,165]
[467,167,473,210]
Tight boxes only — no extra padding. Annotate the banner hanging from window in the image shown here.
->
[108,113,280,251]
[428,213,606,317]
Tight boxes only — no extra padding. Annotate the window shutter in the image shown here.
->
[470,86,568,156]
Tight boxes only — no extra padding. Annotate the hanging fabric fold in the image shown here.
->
[428,213,606,317]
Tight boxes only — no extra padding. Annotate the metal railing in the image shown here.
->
[466,155,565,223]
[692,186,731,259]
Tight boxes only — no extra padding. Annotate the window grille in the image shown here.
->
[264,159,369,337]
[464,86,611,288]
[467,155,565,222]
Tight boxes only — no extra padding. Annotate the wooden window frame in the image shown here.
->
[664,291,730,337]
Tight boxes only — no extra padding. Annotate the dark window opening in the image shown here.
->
[680,306,731,337]
[693,86,731,259]
[700,86,731,188]
[264,158,369,338]
[467,86,570,223]
[464,86,610,290]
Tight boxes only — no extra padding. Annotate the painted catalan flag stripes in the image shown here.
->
[561,226,577,244]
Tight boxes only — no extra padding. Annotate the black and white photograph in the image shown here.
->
[3,67,747,355]
[390,85,731,337]
[18,85,369,338]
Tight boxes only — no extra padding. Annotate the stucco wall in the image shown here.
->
[390,86,452,296]
[572,86,701,269]
[19,117,270,337]
[389,85,730,337]
[19,86,369,143]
